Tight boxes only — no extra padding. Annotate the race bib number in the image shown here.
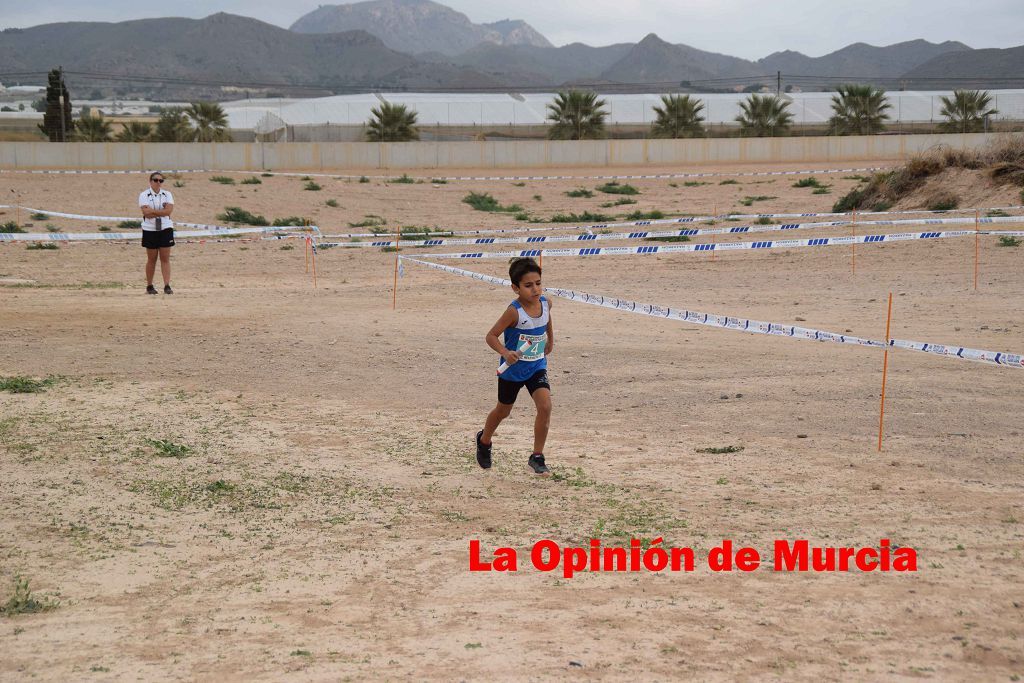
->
[518,333,546,361]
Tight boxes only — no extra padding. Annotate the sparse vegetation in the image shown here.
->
[359,176,370,183]
[210,176,236,185]
[997,235,1021,247]
[30,212,48,220]
[720,179,739,185]
[272,216,312,227]
[601,198,637,207]
[388,174,415,184]
[1,222,25,233]
[812,187,831,194]
[927,194,959,211]
[739,195,776,206]
[27,243,58,250]
[303,181,322,191]
[793,177,824,188]
[684,181,709,187]
[145,438,192,459]
[696,445,745,454]
[349,215,386,228]
[240,176,262,185]
[565,188,594,198]
[325,199,339,207]
[645,235,691,243]
[117,220,142,230]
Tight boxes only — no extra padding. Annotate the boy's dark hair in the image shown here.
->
[509,257,541,286]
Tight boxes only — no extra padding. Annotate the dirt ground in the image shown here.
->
[1,162,1022,681]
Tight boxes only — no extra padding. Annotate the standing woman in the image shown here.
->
[140,171,175,294]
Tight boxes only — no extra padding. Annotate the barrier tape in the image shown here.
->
[0,225,311,242]
[0,205,319,234]
[0,166,889,181]
[318,215,1024,250]
[400,230,981,260]
[400,256,1024,370]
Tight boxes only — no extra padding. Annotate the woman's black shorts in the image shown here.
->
[141,228,175,249]
[498,368,550,405]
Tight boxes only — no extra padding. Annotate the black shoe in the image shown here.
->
[528,453,549,474]
[475,430,492,469]
[146,284,157,295]
[163,285,173,295]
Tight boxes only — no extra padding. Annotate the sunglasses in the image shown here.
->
[151,178,165,183]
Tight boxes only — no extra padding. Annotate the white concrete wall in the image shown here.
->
[0,133,1016,171]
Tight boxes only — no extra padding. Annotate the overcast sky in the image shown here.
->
[1,0,1021,59]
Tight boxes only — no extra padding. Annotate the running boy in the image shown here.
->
[476,257,553,474]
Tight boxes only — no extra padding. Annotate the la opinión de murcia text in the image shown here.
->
[469,538,918,577]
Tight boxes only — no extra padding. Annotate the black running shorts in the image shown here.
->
[497,368,550,405]
[142,228,175,249]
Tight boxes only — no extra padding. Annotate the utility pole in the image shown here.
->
[777,71,781,96]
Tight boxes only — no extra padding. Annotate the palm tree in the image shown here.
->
[546,90,608,140]
[186,101,231,142]
[366,103,419,142]
[115,121,153,142]
[829,84,891,135]
[650,94,705,138]
[735,94,793,137]
[939,90,998,134]
[153,109,193,142]
[73,114,113,142]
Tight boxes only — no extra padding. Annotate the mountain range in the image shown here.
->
[0,1,1020,97]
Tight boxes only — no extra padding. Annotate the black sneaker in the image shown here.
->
[163,285,173,295]
[528,453,549,475]
[475,430,492,469]
[146,284,157,295]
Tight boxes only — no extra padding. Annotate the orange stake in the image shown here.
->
[392,224,402,310]
[877,292,893,452]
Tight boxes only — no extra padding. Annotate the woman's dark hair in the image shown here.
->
[509,257,541,286]
[149,171,165,181]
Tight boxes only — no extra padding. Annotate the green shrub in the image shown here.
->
[719,179,739,185]
[325,199,339,208]
[645,235,690,243]
[0,222,25,233]
[625,210,665,220]
[240,176,262,185]
[30,212,48,220]
[210,175,235,185]
[26,243,58,250]
[303,181,321,191]
[928,195,959,211]
[359,176,370,183]
[0,576,58,615]
[739,195,776,206]
[388,174,415,184]
[683,181,710,187]
[462,192,522,213]
[565,188,594,198]
[272,216,312,227]
[0,376,55,393]
[349,215,386,228]
[601,198,637,207]
[812,187,831,194]
[997,235,1021,247]
[792,177,823,188]
[117,220,142,230]
[756,217,773,224]
[430,178,448,184]
[832,188,864,213]
[217,207,269,225]
[596,181,639,195]
[549,211,612,223]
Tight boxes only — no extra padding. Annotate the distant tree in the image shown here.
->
[735,94,793,137]
[650,94,705,138]
[829,84,891,135]
[152,108,193,142]
[38,68,72,142]
[546,90,608,140]
[73,114,113,142]
[939,90,998,133]
[115,121,153,142]
[31,98,46,113]
[365,103,419,142]
[186,101,231,142]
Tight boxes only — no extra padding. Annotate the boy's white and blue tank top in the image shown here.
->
[501,296,550,382]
